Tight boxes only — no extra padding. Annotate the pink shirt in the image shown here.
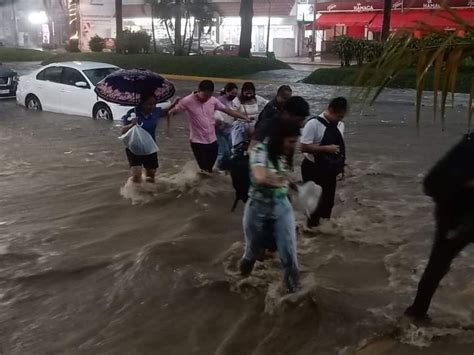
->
[174,94,226,144]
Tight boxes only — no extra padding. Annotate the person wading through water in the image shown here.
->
[215,83,238,171]
[231,82,268,149]
[169,80,248,174]
[121,91,179,184]
[229,96,310,211]
[254,85,293,144]
[300,97,347,228]
[240,119,302,293]
[404,132,474,323]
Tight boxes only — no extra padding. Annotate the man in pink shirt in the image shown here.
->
[170,80,248,173]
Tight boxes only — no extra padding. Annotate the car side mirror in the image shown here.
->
[75,81,88,88]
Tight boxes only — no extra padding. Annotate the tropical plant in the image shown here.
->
[152,0,217,56]
[116,30,151,54]
[334,35,356,67]
[355,6,474,129]
[239,0,254,58]
[89,35,106,52]
[66,38,80,52]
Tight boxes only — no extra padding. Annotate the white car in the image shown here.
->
[16,61,169,121]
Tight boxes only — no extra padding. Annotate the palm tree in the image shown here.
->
[381,0,392,41]
[153,0,174,46]
[356,6,474,129]
[187,0,218,55]
[239,0,254,58]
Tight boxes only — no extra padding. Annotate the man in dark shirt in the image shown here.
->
[254,85,292,142]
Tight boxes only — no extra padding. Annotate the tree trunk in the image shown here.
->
[174,0,182,55]
[151,4,157,53]
[197,21,202,55]
[381,0,392,41]
[187,18,196,55]
[238,0,253,58]
[183,8,189,48]
[165,20,174,45]
[115,0,123,52]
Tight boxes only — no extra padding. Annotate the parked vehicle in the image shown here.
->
[184,38,219,54]
[0,63,19,98]
[212,44,240,56]
[16,61,170,120]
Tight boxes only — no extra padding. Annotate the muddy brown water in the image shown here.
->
[0,80,473,354]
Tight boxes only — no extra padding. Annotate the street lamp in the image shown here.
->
[28,11,48,25]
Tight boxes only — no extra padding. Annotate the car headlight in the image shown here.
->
[13,75,19,82]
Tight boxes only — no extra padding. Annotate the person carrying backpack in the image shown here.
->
[300,97,348,228]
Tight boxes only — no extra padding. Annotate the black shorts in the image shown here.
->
[125,149,159,170]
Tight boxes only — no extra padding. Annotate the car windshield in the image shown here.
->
[83,67,118,86]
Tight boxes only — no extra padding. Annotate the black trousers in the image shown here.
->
[191,141,219,173]
[301,158,337,227]
[406,203,474,318]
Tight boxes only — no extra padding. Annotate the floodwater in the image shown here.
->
[0,77,473,355]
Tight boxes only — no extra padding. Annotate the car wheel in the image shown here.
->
[25,95,42,111]
[93,103,113,121]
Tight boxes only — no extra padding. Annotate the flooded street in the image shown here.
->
[0,77,473,354]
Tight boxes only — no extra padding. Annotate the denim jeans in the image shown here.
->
[216,130,232,170]
[243,197,300,291]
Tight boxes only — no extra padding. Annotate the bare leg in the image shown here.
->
[145,169,157,183]
[130,166,142,183]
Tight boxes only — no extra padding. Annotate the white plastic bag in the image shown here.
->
[297,181,322,217]
[118,125,159,156]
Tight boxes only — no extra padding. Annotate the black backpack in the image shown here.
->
[310,116,346,176]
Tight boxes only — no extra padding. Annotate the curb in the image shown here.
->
[163,74,262,83]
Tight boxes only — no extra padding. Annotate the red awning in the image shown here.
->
[369,9,474,30]
[306,13,377,30]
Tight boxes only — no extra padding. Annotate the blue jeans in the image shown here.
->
[216,130,232,170]
[243,197,300,291]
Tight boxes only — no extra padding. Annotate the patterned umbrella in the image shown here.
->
[94,69,175,106]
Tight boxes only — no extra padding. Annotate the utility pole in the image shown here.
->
[115,0,123,51]
[310,0,316,62]
[11,0,19,46]
[265,0,271,56]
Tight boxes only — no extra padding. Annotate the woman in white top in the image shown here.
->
[231,82,269,148]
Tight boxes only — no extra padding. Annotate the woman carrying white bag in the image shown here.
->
[120,92,179,184]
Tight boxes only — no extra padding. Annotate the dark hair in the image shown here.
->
[328,97,348,113]
[140,91,156,104]
[284,96,310,118]
[267,119,301,170]
[239,82,256,103]
[277,85,292,95]
[199,80,215,92]
[220,82,238,96]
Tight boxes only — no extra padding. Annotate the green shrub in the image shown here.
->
[66,39,80,52]
[41,43,57,51]
[116,30,151,54]
[334,35,355,67]
[89,35,105,52]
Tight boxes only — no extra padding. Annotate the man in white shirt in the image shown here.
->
[300,97,348,228]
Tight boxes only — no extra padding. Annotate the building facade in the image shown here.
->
[0,0,68,47]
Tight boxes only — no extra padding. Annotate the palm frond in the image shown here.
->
[356,3,474,130]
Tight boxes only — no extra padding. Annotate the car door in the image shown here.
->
[60,67,95,117]
[35,66,63,113]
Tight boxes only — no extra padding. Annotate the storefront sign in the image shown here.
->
[423,0,442,8]
[316,0,474,11]
[353,3,375,11]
